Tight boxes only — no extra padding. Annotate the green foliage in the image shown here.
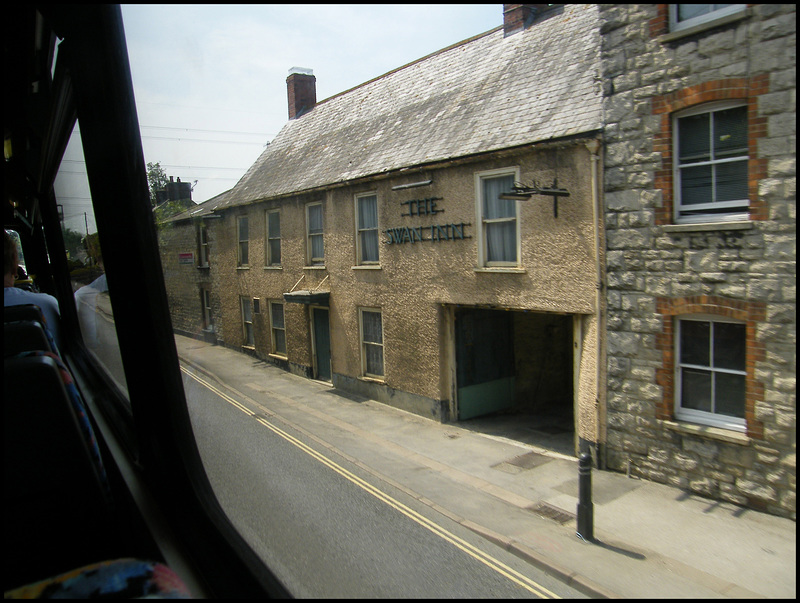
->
[154,199,189,227]
[147,161,169,207]
[62,227,84,259]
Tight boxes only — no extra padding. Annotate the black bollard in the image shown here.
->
[576,452,594,542]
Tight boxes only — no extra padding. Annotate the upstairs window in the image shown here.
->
[676,317,746,431]
[198,225,209,267]
[477,169,519,267]
[674,102,748,223]
[669,4,746,32]
[266,210,281,266]
[356,193,379,265]
[306,203,324,265]
[237,216,249,267]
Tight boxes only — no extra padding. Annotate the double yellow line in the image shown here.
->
[183,367,560,598]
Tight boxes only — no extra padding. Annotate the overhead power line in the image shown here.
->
[142,134,267,146]
[140,124,272,138]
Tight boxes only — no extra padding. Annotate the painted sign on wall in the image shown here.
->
[386,197,471,245]
[385,223,470,244]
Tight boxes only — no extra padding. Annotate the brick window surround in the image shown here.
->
[655,295,766,438]
[652,76,770,225]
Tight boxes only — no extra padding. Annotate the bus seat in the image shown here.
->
[4,558,192,599]
[4,303,48,325]
[4,304,61,357]
[4,320,54,357]
[3,353,115,589]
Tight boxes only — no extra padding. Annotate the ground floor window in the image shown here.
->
[201,289,212,330]
[241,296,254,347]
[359,308,384,379]
[270,301,287,356]
[676,317,746,430]
[656,296,765,438]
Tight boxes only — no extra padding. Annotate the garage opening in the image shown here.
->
[455,307,574,455]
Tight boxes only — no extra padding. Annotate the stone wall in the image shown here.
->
[599,4,795,518]
[158,219,215,340]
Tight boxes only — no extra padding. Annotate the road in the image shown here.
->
[182,365,586,598]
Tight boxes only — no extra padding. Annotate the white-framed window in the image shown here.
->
[198,225,209,267]
[266,209,281,266]
[669,4,746,33]
[237,216,249,267]
[269,301,287,356]
[675,316,746,431]
[241,296,254,347]
[306,202,324,265]
[201,288,212,329]
[359,308,384,379]
[674,101,749,223]
[476,168,520,267]
[356,193,379,265]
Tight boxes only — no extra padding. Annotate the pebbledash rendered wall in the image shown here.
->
[599,4,795,517]
[198,140,605,454]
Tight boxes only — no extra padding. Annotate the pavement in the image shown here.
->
[174,334,796,599]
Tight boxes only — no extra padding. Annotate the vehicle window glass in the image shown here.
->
[55,122,130,401]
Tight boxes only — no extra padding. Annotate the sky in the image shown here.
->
[55,4,503,235]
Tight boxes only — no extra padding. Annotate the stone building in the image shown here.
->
[159,3,796,517]
[599,4,796,517]
[159,4,607,458]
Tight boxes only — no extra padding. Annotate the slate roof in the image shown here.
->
[207,4,601,211]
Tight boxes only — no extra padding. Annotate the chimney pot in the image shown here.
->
[287,67,316,120]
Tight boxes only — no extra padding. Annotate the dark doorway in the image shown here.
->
[456,308,515,420]
[455,308,574,452]
[312,307,331,381]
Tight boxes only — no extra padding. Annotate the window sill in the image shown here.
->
[474,267,526,274]
[660,8,749,43]
[304,265,326,270]
[352,265,382,270]
[236,266,250,271]
[358,375,385,385]
[268,353,288,361]
[263,265,282,270]
[664,420,750,446]
[662,221,753,234]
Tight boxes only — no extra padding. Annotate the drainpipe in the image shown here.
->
[585,138,605,470]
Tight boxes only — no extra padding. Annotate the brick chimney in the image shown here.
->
[286,67,316,120]
[503,4,550,37]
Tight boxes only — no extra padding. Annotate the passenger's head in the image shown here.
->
[4,230,20,286]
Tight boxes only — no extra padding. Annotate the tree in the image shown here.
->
[147,161,169,208]
[154,200,190,226]
[61,227,84,259]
